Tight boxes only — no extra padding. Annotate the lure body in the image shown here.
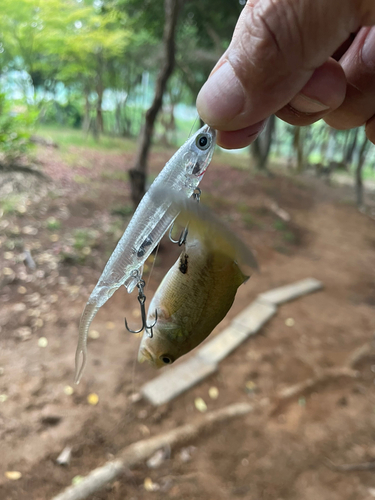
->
[138,195,258,368]
[75,125,216,382]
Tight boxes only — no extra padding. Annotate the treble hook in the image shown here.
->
[125,279,157,338]
[169,188,201,246]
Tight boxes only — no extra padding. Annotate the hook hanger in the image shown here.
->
[169,188,201,246]
[125,279,157,338]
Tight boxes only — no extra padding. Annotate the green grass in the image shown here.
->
[46,217,61,231]
[36,124,138,153]
[0,194,26,215]
[101,170,129,182]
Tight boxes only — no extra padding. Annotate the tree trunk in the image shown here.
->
[96,84,104,135]
[343,128,359,166]
[355,133,370,209]
[129,0,182,208]
[83,91,91,134]
[251,115,276,172]
[293,126,305,173]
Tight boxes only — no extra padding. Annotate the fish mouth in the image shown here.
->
[137,348,165,369]
[138,348,153,364]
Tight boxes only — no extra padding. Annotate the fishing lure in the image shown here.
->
[74,125,216,383]
[137,190,258,368]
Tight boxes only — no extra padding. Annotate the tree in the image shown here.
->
[251,115,276,173]
[355,131,370,209]
[129,0,183,207]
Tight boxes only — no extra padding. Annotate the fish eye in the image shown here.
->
[160,355,173,364]
[195,133,210,151]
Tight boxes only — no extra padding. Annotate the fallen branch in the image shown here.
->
[346,341,375,368]
[51,402,253,500]
[276,366,359,401]
[270,341,375,415]
[325,459,375,472]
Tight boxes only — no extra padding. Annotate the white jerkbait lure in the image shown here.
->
[74,125,216,383]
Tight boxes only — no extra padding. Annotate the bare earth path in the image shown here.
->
[0,142,374,500]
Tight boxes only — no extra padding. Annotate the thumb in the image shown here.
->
[197,0,375,131]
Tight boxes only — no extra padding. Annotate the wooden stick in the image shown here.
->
[276,366,359,400]
[326,459,375,472]
[51,402,253,500]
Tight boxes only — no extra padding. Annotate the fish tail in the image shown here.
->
[74,302,99,384]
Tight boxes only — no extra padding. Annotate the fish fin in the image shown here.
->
[152,188,258,271]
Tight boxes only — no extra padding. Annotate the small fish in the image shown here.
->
[75,125,216,383]
[138,191,258,368]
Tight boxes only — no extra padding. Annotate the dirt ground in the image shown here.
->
[0,139,375,500]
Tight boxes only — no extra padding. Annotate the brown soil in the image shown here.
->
[0,141,375,500]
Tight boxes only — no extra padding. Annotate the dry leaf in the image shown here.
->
[144,477,160,492]
[87,393,99,405]
[38,337,48,348]
[208,387,219,399]
[5,471,22,480]
[194,397,207,413]
[64,386,74,396]
[88,330,100,339]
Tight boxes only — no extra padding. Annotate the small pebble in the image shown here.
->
[137,409,148,419]
[0,394,8,403]
[147,449,167,469]
[64,386,74,396]
[13,303,27,312]
[179,446,196,463]
[285,318,295,327]
[17,286,27,294]
[56,446,72,466]
[32,318,44,328]
[50,234,59,242]
[3,267,13,276]
[106,322,115,330]
[129,392,142,403]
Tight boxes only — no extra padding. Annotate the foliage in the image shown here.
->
[0,92,38,165]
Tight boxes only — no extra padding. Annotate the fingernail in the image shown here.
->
[289,94,330,114]
[197,61,245,126]
[362,27,375,70]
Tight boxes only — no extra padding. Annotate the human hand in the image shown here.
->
[196,0,375,149]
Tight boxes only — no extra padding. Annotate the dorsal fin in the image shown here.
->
[151,188,258,272]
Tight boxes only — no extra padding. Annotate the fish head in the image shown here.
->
[137,309,188,369]
[184,125,216,181]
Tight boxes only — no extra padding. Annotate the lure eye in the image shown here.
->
[195,133,210,151]
[160,355,174,364]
